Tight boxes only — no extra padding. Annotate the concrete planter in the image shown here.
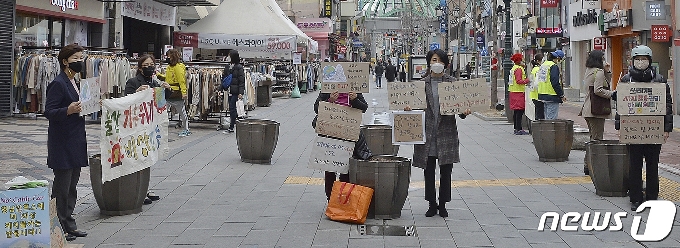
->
[531,120,574,162]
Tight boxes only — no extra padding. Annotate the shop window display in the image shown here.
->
[15,14,48,47]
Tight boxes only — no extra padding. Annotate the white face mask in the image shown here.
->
[430,63,445,74]
[633,58,650,70]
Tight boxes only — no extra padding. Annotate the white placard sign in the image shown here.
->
[315,101,363,141]
[100,88,169,182]
[308,136,355,174]
[391,111,426,144]
[388,81,427,110]
[616,82,667,115]
[293,52,302,64]
[439,78,490,115]
[79,77,101,116]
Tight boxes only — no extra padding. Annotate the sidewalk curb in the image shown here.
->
[472,112,507,122]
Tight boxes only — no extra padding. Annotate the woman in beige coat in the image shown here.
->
[579,50,615,174]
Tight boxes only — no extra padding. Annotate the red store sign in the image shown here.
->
[173,32,198,48]
[593,37,606,50]
[541,0,559,8]
[651,25,670,42]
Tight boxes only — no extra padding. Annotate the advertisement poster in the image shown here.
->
[79,77,101,116]
[320,62,370,93]
[0,188,50,247]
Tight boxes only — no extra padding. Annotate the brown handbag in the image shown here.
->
[590,85,611,115]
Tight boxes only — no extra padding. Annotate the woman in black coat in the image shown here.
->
[44,44,89,240]
[224,50,246,133]
[124,54,170,95]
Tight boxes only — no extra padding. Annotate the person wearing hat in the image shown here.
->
[614,45,673,211]
[536,50,566,119]
[509,53,530,135]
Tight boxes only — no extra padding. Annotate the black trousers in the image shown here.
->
[513,109,525,131]
[533,100,544,120]
[52,167,81,233]
[325,171,349,200]
[424,156,453,203]
[628,144,661,203]
[228,94,238,129]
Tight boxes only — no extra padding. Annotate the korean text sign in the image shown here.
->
[0,188,49,247]
[391,111,426,144]
[316,101,363,141]
[388,81,426,110]
[438,78,489,115]
[100,88,169,182]
[308,136,355,174]
[320,62,370,93]
[616,82,666,115]
[619,115,665,144]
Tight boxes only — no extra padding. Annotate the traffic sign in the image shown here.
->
[429,43,440,51]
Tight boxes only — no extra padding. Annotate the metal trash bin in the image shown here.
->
[89,154,150,216]
[236,119,280,164]
[572,128,590,150]
[531,120,574,162]
[349,155,411,219]
[361,125,399,156]
[257,80,273,107]
[586,140,629,197]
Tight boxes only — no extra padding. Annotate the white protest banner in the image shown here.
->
[439,78,489,115]
[391,111,426,144]
[79,77,101,116]
[616,82,667,115]
[316,101,363,141]
[619,115,665,144]
[0,187,50,247]
[100,88,169,182]
[121,0,177,27]
[388,81,427,110]
[308,136,355,174]
[320,62,370,93]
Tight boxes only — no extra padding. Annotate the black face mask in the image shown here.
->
[165,58,170,64]
[68,61,83,73]
[142,66,155,78]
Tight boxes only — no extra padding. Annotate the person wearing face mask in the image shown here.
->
[614,45,673,211]
[403,49,472,218]
[164,49,191,137]
[124,54,171,95]
[537,50,566,119]
[44,44,89,241]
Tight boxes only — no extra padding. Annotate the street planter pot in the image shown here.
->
[586,140,629,197]
[531,119,574,162]
[89,154,150,216]
[349,155,411,219]
[236,119,280,164]
[361,125,399,156]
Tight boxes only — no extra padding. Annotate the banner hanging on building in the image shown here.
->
[100,88,169,182]
[121,0,177,27]
[174,33,298,52]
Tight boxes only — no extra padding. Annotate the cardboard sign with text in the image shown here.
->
[316,101,363,141]
[308,136,355,174]
[616,82,667,115]
[619,115,665,144]
[388,81,427,110]
[79,77,101,116]
[438,78,489,115]
[391,111,426,144]
[320,62,370,93]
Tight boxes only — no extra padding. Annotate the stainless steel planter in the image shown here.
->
[236,119,280,164]
[349,155,411,219]
[531,120,574,162]
[586,140,629,197]
[362,125,399,156]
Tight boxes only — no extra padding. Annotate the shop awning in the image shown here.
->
[151,0,218,7]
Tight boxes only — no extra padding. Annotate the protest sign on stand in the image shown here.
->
[307,136,355,174]
[320,62,370,93]
[391,111,426,144]
[79,77,101,116]
[439,78,489,115]
[315,101,363,141]
[387,81,426,110]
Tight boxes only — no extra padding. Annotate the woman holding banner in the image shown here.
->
[404,49,471,218]
[44,44,88,241]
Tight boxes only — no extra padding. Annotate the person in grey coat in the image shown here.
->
[404,49,471,218]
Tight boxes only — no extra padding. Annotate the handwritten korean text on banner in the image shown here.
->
[616,82,667,115]
[619,115,665,144]
[316,101,363,141]
[388,81,426,110]
[308,136,355,174]
[391,111,426,144]
[320,62,370,93]
[438,78,489,115]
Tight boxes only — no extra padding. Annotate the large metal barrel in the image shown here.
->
[349,155,411,219]
[236,119,280,164]
[361,125,399,156]
[531,120,574,162]
[587,140,629,197]
[89,154,149,216]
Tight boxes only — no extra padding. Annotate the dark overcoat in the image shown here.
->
[412,74,462,168]
[44,71,88,170]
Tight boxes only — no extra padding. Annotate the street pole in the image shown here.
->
[456,0,462,80]
[490,1,498,108]
[503,0,512,122]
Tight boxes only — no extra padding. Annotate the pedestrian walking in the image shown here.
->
[399,62,407,82]
[44,44,89,241]
[613,45,673,211]
[403,49,471,218]
[529,53,544,120]
[578,50,615,175]
[164,49,191,136]
[374,60,384,88]
[385,60,397,82]
[223,50,246,133]
[537,50,565,119]
[509,53,530,135]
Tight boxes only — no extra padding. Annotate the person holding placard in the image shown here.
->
[537,50,566,119]
[44,44,88,241]
[403,49,471,218]
[613,45,673,211]
[529,53,544,120]
[125,54,171,95]
[509,53,530,135]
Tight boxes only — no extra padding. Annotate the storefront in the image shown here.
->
[121,0,176,59]
[568,0,601,91]
[601,0,635,89]
[0,0,15,116]
[630,0,673,80]
[295,18,331,60]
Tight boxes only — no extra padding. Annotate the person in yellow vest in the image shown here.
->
[509,53,530,135]
[536,50,566,119]
[528,53,544,120]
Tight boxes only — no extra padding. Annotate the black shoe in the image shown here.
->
[144,198,153,205]
[584,165,590,175]
[147,192,160,201]
[631,201,642,211]
[65,233,77,241]
[425,202,438,217]
[67,230,87,237]
[439,203,448,218]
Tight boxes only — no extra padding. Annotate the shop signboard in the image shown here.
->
[601,6,631,32]
[121,0,177,27]
[645,1,666,20]
[323,0,332,18]
[593,37,606,50]
[308,136,354,174]
[438,78,489,115]
[572,9,598,27]
[536,27,563,37]
[315,101,363,141]
[51,0,78,12]
[387,81,426,110]
[295,18,332,33]
[391,111,426,145]
[320,62,370,93]
[173,32,198,48]
[100,88,169,182]
[540,0,559,8]
[651,25,670,42]
[0,188,50,247]
[79,77,101,116]
[616,82,666,115]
